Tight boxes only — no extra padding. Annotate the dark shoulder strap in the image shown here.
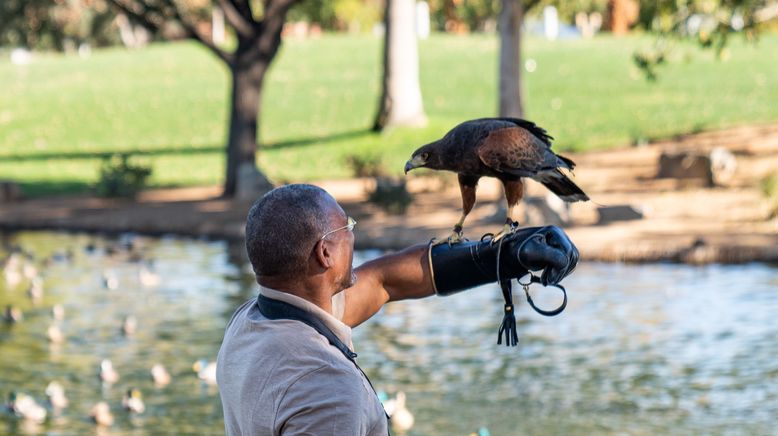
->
[255,294,391,425]
[256,294,357,361]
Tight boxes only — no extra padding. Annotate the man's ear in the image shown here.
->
[313,239,333,269]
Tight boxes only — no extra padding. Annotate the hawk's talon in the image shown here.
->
[431,230,466,247]
[447,231,465,245]
[491,220,519,245]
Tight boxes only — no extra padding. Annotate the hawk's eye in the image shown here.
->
[421,152,429,160]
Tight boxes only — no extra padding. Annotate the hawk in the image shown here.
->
[404,117,589,242]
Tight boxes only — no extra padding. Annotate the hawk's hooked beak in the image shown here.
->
[404,155,426,174]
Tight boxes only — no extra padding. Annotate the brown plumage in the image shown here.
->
[404,117,589,241]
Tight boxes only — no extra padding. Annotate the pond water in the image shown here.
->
[0,231,776,435]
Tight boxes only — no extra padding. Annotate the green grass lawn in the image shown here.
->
[1,33,777,197]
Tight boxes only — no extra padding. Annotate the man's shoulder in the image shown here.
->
[220,298,354,370]
[223,298,255,331]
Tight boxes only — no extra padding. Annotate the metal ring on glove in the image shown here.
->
[520,275,567,317]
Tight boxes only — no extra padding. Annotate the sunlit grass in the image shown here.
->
[1,33,777,197]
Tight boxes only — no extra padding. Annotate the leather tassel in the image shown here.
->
[497,279,519,346]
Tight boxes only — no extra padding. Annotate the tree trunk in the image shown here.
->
[606,0,639,35]
[223,48,272,197]
[373,0,427,131]
[105,0,297,199]
[499,0,524,118]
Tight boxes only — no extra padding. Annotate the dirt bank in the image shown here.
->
[1,124,776,264]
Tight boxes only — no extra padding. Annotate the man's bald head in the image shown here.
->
[245,184,338,277]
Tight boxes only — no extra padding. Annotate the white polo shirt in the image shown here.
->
[217,286,388,435]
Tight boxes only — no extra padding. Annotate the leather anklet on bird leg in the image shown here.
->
[433,215,467,246]
[491,217,520,245]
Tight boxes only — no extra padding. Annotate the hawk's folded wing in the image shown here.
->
[475,127,559,177]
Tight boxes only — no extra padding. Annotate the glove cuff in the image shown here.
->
[427,227,541,296]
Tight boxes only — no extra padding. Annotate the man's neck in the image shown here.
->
[257,276,334,314]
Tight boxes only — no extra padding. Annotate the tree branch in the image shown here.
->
[231,0,254,19]
[263,0,297,24]
[217,0,256,38]
[109,0,234,64]
[161,0,235,64]
[106,0,163,33]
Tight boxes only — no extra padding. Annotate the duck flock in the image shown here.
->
[0,234,220,431]
[0,233,485,435]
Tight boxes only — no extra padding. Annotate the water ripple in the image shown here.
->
[0,231,775,435]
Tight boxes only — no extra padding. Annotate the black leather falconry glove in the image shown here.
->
[428,226,579,346]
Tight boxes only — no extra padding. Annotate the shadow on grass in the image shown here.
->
[18,180,94,198]
[0,145,224,162]
[0,128,373,162]
[264,128,372,150]
[18,180,204,199]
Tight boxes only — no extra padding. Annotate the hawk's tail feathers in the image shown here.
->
[556,154,576,170]
[537,170,589,203]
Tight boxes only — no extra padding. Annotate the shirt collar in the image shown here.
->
[258,285,353,350]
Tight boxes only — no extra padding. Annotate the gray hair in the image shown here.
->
[245,184,331,277]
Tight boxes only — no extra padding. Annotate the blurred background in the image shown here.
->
[1,0,777,434]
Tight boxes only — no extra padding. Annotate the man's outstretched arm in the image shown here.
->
[340,226,579,328]
[342,244,433,328]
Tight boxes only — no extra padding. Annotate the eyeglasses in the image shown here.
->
[319,216,357,241]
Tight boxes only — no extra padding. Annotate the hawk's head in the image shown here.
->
[404,143,441,174]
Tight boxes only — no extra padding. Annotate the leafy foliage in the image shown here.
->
[94,154,152,198]
[0,0,120,50]
[287,0,335,25]
[633,0,771,79]
[288,0,381,31]
[426,0,499,32]
[541,0,609,23]
[632,47,666,81]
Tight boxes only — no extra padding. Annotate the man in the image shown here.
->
[217,184,578,435]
